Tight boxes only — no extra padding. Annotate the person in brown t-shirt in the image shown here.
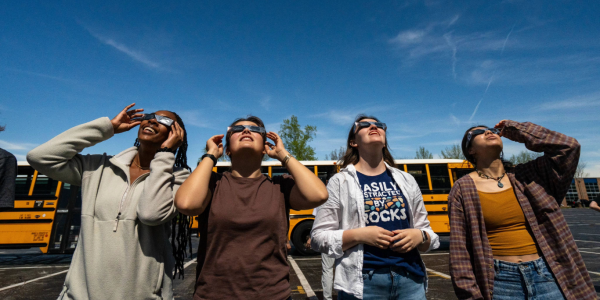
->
[175,115,328,300]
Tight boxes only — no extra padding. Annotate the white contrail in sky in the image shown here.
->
[473,25,512,121]
[501,25,515,55]
[444,33,457,79]
[484,74,494,94]
[469,99,483,122]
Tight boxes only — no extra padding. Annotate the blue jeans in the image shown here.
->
[493,258,565,300]
[338,267,425,300]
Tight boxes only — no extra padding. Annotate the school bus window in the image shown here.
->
[453,169,472,182]
[31,174,59,196]
[57,183,74,209]
[429,164,451,193]
[317,165,336,184]
[261,166,269,176]
[15,166,34,197]
[271,166,289,177]
[406,164,429,191]
[216,166,229,174]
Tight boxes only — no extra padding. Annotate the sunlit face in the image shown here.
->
[227,121,265,157]
[137,110,175,145]
[352,118,386,148]
[467,126,503,157]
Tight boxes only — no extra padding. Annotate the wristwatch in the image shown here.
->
[201,153,217,167]
[420,229,428,245]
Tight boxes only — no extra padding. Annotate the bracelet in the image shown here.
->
[201,154,217,167]
[282,154,293,166]
[420,229,428,245]
[156,147,176,154]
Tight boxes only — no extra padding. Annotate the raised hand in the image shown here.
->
[161,121,185,150]
[264,132,289,161]
[390,229,423,253]
[494,120,508,136]
[206,134,224,158]
[111,103,144,134]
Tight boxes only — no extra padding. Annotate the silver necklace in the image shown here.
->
[476,170,506,188]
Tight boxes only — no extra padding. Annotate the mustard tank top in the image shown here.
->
[478,187,538,256]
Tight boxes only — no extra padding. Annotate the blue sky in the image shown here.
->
[1,1,600,175]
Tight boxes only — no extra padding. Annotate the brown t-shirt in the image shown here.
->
[194,171,295,300]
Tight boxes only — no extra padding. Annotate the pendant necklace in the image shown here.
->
[476,170,506,188]
[133,156,150,170]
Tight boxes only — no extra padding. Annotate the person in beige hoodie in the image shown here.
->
[27,103,190,300]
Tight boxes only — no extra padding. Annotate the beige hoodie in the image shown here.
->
[27,117,190,300]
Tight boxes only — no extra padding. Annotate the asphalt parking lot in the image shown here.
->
[0,208,599,300]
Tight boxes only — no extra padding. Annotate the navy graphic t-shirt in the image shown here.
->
[357,170,424,276]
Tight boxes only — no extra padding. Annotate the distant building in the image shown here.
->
[564,178,599,206]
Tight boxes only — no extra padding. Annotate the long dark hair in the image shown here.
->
[133,111,192,279]
[461,125,512,169]
[339,114,395,169]
[224,115,266,159]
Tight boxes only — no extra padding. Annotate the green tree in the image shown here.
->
[507,150,543,165]
[415,146,433,159]
[279,115,317,161]
[325,146,346,161]
[440,144,465,159]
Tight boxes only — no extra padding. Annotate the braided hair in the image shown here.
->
[133,111,192,279]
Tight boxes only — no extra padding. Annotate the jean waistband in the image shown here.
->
[493,257,546,272]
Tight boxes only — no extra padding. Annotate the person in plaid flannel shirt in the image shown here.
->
[448,120,595,300]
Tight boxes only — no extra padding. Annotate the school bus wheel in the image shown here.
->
[291,220,317,256]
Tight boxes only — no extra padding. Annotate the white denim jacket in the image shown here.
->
[310,163,440,299]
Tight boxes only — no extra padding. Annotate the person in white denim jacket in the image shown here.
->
[310,115,440,300]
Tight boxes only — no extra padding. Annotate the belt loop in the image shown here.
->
[534,257,543,274]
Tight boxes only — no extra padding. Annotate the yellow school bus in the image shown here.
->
[191,159,473,255]
[3,159,472,255]
[0,162,81,253]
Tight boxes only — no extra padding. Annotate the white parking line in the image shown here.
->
[0,259,198,293]
[579,250,600,255]
[426,268,451,279]
[0,269,69,292]
[291,257,322,261]
[588,271,600,276]
[421,252,449,256]
[184,258,197,269]
[575,240,600,244]
[0,265,69,270]
[288,256,318,300]
[578,233,600,236]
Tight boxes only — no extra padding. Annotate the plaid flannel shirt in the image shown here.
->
[448,121,595,300]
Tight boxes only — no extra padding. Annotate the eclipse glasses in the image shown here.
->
[138,113,174,127]
[353,121,387,132]
[466,127,501,147]
[227,125,266,135]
